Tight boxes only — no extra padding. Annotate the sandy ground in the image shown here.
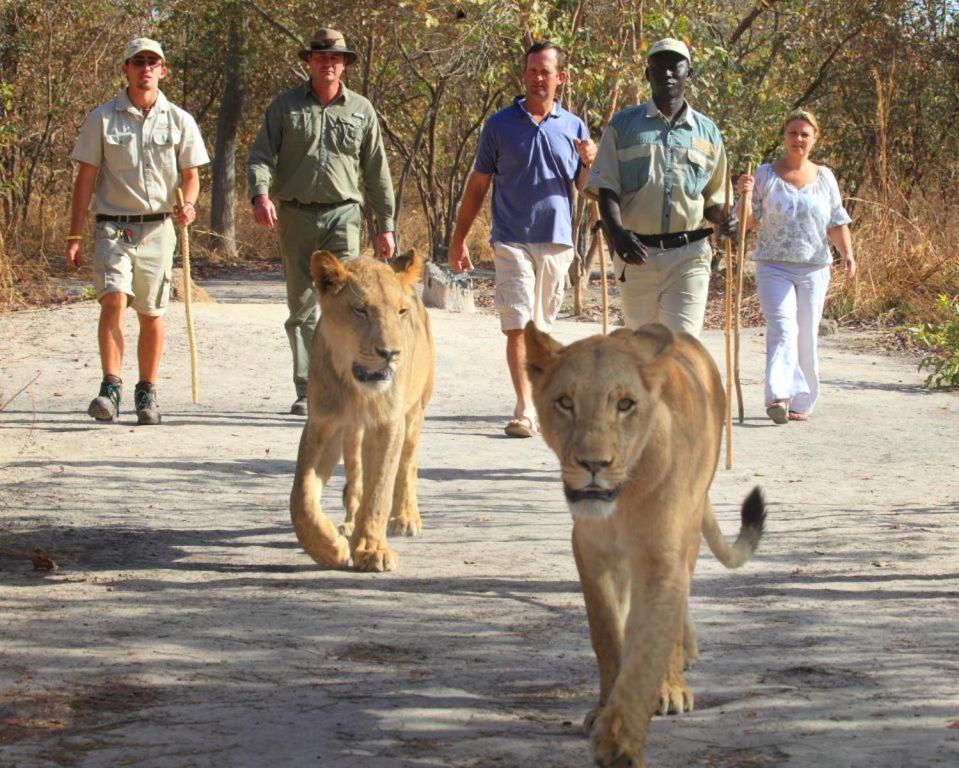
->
[1,272,958,768]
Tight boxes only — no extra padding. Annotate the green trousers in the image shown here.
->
[276,201,361,396]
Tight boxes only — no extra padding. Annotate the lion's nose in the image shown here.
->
[577,458,611,476]
[375,347,400,363]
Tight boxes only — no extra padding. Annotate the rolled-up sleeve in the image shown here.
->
[176,111,210,169]
[702,139,731,211]
[584,124,622,200]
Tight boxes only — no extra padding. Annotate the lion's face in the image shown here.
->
[311,251,424,393]
[526,325,675,520]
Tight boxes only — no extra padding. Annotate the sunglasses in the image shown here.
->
[128,57,163,69]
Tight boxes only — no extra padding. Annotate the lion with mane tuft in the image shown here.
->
[290,251,434,573]
[525,321,766,768]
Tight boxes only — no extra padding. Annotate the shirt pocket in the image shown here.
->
[616,142,652,196]
[148,126,182,173]
[103,132,137,171]
[284,111,316,144]
[682,147,712,198]
[330,115,362,154]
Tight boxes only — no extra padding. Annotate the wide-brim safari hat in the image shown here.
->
[298,28,358,65]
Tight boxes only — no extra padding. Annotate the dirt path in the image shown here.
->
[1,274,957,767]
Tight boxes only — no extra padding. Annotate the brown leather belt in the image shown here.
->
[96,213,170,223]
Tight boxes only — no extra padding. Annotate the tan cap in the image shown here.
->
[123,37,165,64]
[647,38,691,62]
[298,28,358,65]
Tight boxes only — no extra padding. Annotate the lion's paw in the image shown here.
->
[656,673,694,715]
[337,521,355,537]
[312,535,351,569]
[387,515,421,537]
[591,707,646,768]
[353,546,397,573]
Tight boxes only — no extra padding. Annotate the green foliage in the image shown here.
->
[908,295,959,388]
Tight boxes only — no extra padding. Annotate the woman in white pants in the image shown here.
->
[737,109,856,424]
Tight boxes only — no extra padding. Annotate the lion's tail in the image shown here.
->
[702,486,766,569]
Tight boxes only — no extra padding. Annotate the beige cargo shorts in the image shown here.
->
[492,241,574,332]
[93,217,176,316]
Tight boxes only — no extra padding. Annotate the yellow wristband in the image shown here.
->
[66,235,83,241]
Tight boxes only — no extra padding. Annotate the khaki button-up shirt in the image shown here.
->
[586,99,730,235]
[247,83,396,232]
[71,89,209,216]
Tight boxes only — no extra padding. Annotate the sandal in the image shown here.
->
[765,401,789,425]
[788,410,808,421]
[504,415,538,438]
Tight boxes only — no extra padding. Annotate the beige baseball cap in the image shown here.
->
[647,37,691,62]
[123,37,165,64]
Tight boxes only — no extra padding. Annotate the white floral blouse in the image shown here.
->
[750,163,852,265]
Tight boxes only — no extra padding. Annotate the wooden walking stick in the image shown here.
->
[175,188,200,404]
[723,178,734,470]
[595,214,609,335]
[734,162,753,424]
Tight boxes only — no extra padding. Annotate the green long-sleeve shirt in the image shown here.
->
[247,82,395,232]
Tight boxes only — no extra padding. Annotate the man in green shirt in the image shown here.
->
[248,28,396,415]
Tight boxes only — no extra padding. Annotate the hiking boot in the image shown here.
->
[88,378,122,422]
[290,396,308,416]
[134,382,161,425]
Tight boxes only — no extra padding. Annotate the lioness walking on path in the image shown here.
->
[526,322,766,768]
[290,252,434,573]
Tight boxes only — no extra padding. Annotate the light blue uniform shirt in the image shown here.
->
[474,98,587,246]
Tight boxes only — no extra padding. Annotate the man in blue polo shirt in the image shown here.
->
[448,41,595,438]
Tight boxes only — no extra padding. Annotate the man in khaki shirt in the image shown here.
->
[587,38,736,335]
[247,28,396,415]
[65,37,210,425]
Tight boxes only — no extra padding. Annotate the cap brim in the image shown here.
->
[298,48,358,65]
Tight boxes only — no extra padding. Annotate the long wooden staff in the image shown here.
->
[723,178,734,470]
[734,162,753,424]
[175,189,199,404]
[596,215,609,335]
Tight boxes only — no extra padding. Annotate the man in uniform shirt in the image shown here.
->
[587,38,736,335]
[65,37,210,425]
[248,28,396,416]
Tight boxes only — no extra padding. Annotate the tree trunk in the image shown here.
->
[208,14,246,259]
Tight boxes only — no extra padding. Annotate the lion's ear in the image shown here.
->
[631,323,675,394]
[390,249,416,275]
[394,248,424,291]
[525,321,564,384]
[630,323,674,362]
[311,250,348,294]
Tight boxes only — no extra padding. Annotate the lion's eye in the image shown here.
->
[352,305,367,318]
[398,307,409,317]
[556,395,574,413]
[617,398,636,413]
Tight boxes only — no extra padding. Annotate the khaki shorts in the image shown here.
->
[492,241,574,332]
[93,217,176,316]
[614,237,712,337]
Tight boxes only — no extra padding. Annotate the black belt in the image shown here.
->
[634,228,713,250]
[96,213,169,223]
[281,199,352,211]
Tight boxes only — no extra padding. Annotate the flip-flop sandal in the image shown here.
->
[504,416,537,438]
[765,402,789,425]
[788,411,808,421]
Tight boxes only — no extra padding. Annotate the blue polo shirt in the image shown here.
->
[474,97,587,246]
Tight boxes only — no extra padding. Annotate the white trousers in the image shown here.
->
[755,261,831,414]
